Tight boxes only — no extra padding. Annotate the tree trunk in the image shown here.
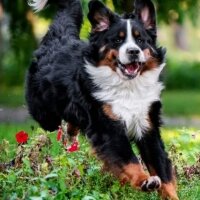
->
[172,22,188,51]
[0,1,4,81]
[4,0,37,86]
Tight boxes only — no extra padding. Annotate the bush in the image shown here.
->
[164,61,200,90]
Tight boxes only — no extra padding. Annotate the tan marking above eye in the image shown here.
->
[119,31,125,38]
[133,30,140,37]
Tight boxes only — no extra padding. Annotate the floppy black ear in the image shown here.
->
[88,0,118,32]
[134,0,156,30]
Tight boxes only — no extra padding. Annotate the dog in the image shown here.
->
[26,0,178,199]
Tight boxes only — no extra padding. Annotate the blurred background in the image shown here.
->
[0,0,200,127]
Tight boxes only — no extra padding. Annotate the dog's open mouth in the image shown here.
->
[118,61,143,79]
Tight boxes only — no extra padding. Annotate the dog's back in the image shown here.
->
[26,0,86,131]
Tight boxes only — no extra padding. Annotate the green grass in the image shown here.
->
[0,123,200,199]
[0,120,38,160]
[0,121,36,141]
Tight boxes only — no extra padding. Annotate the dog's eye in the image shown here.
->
[114,38,123,44]
[137,38,144,44]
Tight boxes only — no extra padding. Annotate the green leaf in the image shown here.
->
[44,173,58,179]
[7,173,17,183]
[82,196,96,200]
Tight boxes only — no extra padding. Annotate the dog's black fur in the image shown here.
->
[26,0,178,198]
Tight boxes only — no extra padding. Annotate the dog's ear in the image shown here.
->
[134,0,156,31]
[88,0,118,32]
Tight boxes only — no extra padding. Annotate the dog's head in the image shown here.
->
[87,0,165,80]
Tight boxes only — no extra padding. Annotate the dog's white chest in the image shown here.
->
[110,90,153,139]
[85,63,165,140]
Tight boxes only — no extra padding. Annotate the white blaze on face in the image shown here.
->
[118,20,145,64]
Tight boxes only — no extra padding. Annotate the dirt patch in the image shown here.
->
[0,107,30,123]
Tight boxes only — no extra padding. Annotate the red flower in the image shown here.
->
[57,126,63,141]
[67,140,79,152]
[16,131,29,144]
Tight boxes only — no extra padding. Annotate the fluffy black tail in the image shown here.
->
[29,0,82,14]
[26,0,83,131]
[29,0,83,38]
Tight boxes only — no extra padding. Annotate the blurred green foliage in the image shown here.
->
[1,0,37,86]
[162,90,200,117]
[154,0,200,25]
[0,0,199,88]
[113,0,200,25]
[0,87,25,107]
[165,61,200,90]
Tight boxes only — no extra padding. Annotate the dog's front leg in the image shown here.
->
[86,121,161,192]
[136,102,179,200]
[136,131,179,200]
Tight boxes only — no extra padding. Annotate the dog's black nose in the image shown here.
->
[127,48,140,55]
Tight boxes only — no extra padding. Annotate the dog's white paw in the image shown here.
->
[141,176,161,191]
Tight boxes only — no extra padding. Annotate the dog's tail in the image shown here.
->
[28,0,48,12]
[26,0,83,131]
[29,0,80,12]
[29,0,83,34]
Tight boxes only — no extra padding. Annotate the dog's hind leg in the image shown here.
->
[60,120,80,145]
[67,122,80,138]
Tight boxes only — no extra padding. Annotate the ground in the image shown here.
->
[0,123,200,199]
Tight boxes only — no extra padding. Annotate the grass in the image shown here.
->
[0,123,200,199]
[0,120,38,160]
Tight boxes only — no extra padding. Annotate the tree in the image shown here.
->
[112,0,200,24]
[154,0,200,50]
[0,0,3,80]
[1,0,37,86]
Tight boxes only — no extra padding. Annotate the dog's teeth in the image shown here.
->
[125,69,129,74]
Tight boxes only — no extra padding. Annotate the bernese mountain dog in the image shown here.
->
[26,0,179,199]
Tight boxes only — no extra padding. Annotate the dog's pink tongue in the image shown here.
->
[126,63,138,74]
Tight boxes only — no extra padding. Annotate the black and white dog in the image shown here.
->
[26,0,178,199]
